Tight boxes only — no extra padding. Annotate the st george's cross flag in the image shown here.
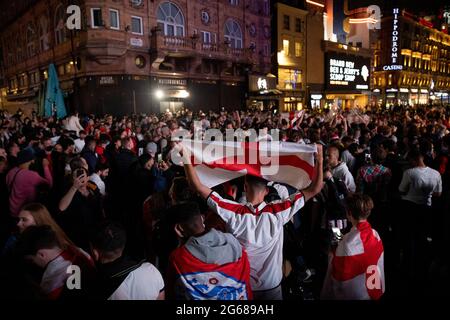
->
[179,139,317,189]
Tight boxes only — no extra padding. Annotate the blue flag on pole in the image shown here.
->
[44,63,67,119]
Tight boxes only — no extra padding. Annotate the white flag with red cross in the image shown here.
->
[179,139,317,189]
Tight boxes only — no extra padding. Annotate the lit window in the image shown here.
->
[295,42,301,57]
[283,39,289,56]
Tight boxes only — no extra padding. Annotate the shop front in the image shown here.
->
[151,77,190,113]
[324,52,371,110]
[247,74,280,111]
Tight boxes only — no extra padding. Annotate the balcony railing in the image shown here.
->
[163,35,194,49]
[154,33,253,62]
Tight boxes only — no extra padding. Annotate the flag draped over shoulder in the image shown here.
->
[180,139,317,190]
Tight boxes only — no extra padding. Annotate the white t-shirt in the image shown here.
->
[89,173,106,196]
[108,263,164,300]
[331,162,356,192]
[399,166,442,206]
[74,138,85,154]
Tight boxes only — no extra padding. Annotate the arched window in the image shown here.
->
[27,23,37,57]
[224,19,242,49]
[39,16,49,51]
[157,2,185,37]
[55,5,66,45]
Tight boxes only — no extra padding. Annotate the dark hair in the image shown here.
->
[341,136,354,145]
[370,146,386,165]
[348,143,359,154]
[18,225,60,256]
[170,177,194,203]
[245,175,268,189]
[112,135,121,144]
[139,153,154,167]
[91,221,127,255]
[59,137,75,151]
[327,143,342,158]
[381,139,397,153]
[94,162,109,173]
[346,193,374,221]
[70,156,86,172]
[167,202,202,227]
[407,147,424,162]
[84,135,96,146]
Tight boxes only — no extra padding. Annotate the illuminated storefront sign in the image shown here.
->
[248,75,276,92]
[325,53,371,91]
[383,8,403,71]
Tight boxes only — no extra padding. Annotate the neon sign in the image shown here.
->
[383,8,403,71]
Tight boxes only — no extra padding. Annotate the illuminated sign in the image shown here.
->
[99,76,116,85]
[383,65,403,70]
[257,78,268,90]
[248,75,276,92]
[391,8,400,64]
[383,8,403,71]
[325,53,371,91]
[158,78,187,86]
[444,11,450,24]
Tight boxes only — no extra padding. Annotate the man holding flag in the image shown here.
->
[180,142,323,300]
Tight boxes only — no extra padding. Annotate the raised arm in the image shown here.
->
[302,144,324,202]
[184,162,212,199]
[179,144,212,199]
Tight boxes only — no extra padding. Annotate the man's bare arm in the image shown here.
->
[302,144,324,202]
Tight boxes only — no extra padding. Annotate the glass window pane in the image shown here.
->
[167,25,174,36]
[176,26,183,36]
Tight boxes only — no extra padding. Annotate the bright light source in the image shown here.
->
[179,90,190,98]
[306,0,325,8]
[349,18,378,24]
[155,90,164,99]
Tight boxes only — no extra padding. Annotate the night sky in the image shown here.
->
[348,0,448,16]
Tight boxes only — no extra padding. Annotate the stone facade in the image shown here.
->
[0,0,271,115]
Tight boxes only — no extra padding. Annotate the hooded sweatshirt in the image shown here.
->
[168,228,252,300]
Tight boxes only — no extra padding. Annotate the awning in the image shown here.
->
[251,89,283,96]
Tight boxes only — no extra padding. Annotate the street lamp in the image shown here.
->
[155,89,164,99]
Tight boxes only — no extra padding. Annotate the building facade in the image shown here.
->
[373,7,450,105]
[272,2,307,112]
[0,0,271,115]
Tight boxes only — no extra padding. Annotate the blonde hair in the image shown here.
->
[20,203,75,250]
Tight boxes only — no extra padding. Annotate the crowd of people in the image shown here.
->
[0,104,449,300]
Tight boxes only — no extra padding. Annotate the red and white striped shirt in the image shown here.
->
[206,190,305,291]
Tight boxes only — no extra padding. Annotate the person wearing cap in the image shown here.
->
[6,149,53,216]
[145,142,158,157]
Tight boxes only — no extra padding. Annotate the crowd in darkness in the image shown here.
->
[0,104,449,300]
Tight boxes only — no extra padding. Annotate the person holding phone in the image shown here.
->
[58,167,104,252]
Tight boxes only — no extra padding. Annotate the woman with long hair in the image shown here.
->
[17,203,75,250]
